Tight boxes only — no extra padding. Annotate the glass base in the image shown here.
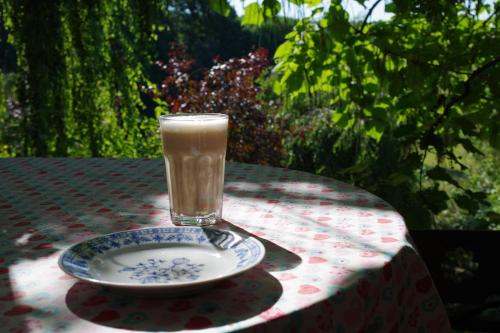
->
[170,210,220,226]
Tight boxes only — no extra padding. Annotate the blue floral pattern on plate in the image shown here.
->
[119,257,204,284]
[58,227,265,288]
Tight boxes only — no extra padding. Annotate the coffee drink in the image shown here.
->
[160,114,228,225]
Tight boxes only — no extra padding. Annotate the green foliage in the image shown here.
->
[253,0,500,229]
[0,0,162,157]
[437,143,500,230]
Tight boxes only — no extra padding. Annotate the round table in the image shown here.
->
[0,158,450,332]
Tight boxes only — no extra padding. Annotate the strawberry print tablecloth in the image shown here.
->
[0,158,450,332]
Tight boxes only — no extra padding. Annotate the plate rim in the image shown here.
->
[58,226,266,289]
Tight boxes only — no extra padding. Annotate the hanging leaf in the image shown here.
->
[427,166,462,188]
[208,0,232,17]
[422,189,449,214]
[241,3,264,26]
[263,0,281,18]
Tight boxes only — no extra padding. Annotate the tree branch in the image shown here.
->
[483,5,499,27]
[423,55,500,142]
[359,0,383,33]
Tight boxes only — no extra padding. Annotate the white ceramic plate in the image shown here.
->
[59,227,265,295]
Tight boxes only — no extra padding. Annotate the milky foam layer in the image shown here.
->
[160,114,228,132]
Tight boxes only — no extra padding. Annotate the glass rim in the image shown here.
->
[159,113,228,122]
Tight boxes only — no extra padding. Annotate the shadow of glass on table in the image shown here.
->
[214,219,303,272]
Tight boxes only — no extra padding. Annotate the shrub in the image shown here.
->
[152,44,282,165]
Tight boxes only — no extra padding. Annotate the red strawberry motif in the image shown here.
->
[259,307,285,320]
[96,208,111,213]
[290,247,306,254]
[82,295,109,306]
[14,221,30,227]
[4,304,33,316]
[360,229,375,236]
[28,235,45,242]
[0,291,25,301]
[374,203,388,209]
[33,243,52,250]
[378,218,393,224]
[321,189,334,193]
[317,216,331,222]
[91,310,120,322]
[309,256,327,264]
[416,275,432,294]
[314,234,330,240]
[168,300,194,312]
[299,284,320,294]
[320,201,333,206]
[267,199,280,204]
[184,316,212,329]
[277,273,297,281]
[126,225,142,230]
[381,236,398,243]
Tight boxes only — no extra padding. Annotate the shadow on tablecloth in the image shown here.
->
[65,267,282,331]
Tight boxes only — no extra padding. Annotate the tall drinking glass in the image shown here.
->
[159,113,228,226]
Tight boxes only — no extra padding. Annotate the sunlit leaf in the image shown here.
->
[208,0,232,17]
[304,0,322,6]
[274,41,293,60]
[242,3,264,26]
